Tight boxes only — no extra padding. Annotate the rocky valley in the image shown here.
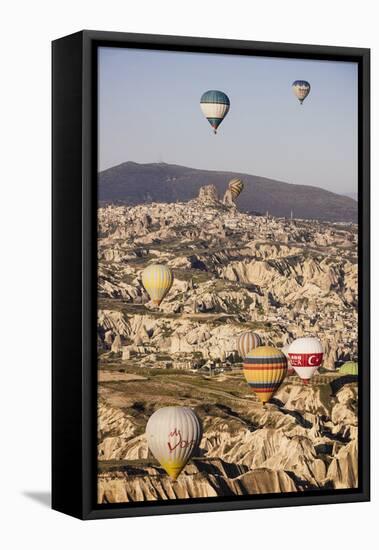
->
[97,184,358,503]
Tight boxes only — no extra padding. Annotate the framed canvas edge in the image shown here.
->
[52,30,370,520]
[52,31,86,519]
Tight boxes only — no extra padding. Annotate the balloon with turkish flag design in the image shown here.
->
[288,337,323,384]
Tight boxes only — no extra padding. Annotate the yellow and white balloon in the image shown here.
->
[146,407,202,480]
[141,264,173,306]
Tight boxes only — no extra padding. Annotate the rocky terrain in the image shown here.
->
[98,376,358,503]
[97,184,358,503]
[98,162,357,222]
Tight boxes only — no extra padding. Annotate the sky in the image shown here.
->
[98,47,358,195]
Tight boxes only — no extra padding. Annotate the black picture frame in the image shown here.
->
[52,30,370,520]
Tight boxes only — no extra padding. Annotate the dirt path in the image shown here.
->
[98,371,147,382]
[170,377,255,406]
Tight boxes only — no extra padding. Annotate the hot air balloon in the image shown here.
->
[146,407,202,480]
[200,90,230,134]
[339,361,358,376]
[243,346,287,406]
[237,331,262,359]
[288,337,323,384]
[228,178,244,200]
[292,80,311,104]
[282,344,295,375]
[141,264,173,306]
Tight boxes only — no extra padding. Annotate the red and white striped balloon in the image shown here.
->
[288,337,323,383]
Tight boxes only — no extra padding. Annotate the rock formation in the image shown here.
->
[197,184,220,205]
[223,188,236,206]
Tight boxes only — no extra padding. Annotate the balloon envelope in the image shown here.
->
[292,80,311,104]
[282,344,295,375]
[146,407,202,480]
[237,331,262,359]
[228,178,244,200]
[288,337,323,383]
[339,361,358,376]
[243,346,287,405]
[200,90,230,133]
[142,264,173,306]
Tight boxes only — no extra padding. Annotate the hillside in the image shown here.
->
[98,161,357,222]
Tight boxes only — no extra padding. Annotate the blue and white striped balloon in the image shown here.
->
[200,90,230,134]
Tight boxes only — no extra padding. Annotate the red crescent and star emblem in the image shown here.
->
[288,352,323,367]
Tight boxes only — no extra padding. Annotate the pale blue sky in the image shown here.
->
[98,47,358,194]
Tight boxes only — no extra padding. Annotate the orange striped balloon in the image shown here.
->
[237,331,262,359]
[243,346,287,406]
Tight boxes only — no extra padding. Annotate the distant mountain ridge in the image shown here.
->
[98,161,357,222]
[342,192,358,201]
